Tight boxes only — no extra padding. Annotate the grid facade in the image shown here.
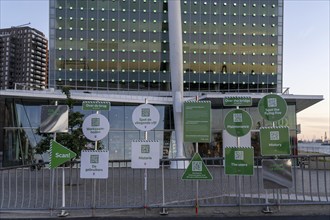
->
[49,0,283,93]
[0,27,48,90]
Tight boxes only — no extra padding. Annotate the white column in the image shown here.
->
[168,0,186,166]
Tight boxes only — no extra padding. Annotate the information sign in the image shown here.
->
[49,140,76,169]
[132,104,160,131]
[183,101,211,142]
[82,113,110,141]
[258,94,287,122]
[182,153,213,180]
[224,109,252,137]
[223,96,252,107]
[80,150,109,179]
[82,101,110,111]
[131,140,160,169]
[260,126,290,156]
[224,146,254,175]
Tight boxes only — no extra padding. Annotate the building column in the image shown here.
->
[168,0,187,168]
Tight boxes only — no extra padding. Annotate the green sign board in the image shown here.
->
[224,109,252,137]
[49,140,77,169]
[260,126,290,156]
[184,101,211,143]
[82,101,110,111]
[225,146,254,176]
[182,153,213,180]
[258,94,287,122]
[223,96,252,107]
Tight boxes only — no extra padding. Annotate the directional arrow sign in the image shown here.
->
[49,140,77,169]
[182,153,213,180]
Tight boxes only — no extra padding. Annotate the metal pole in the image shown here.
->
[168,0,186,168]
[56,101,69,217]
[144,99,148,215]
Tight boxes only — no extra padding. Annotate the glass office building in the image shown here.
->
[49,0,283,93]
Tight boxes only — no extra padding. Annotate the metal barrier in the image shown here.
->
[1,155,329,212]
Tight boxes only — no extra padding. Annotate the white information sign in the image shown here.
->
[80,150,109,179]
[82,113,110,141]
[131,140,160,169]
[132,104,160,131]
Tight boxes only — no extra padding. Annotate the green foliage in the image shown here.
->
[35,88,96,157]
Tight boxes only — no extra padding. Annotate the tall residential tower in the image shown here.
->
[0,27,48,90]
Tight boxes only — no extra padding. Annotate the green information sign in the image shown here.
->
[182,153,213,180]
[223,96,252,107]
[49,140,77,169]
[184,101,211,143]
[225,146,254,175]
[82,101,110,111]
[224,109,252,137]
[258,94,287,122]
[260,126,290,156]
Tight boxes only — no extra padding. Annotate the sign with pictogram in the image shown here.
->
[258,94,287,122]
[132,104,160,131]
[224,109,252,137]
[82,113,110,141]
[182,153,213,180]
[260,126,290,156]
[131,140,160,169]
[80,150,109,179]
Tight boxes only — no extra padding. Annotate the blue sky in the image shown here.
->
[0,0,329,141]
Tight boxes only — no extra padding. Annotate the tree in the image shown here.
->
[35,87,95,157]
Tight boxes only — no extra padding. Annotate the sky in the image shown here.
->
[0,0,329,141]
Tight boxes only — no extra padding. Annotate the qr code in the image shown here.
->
[90,155,99,163]
[270,131,280,141]
[91,117,100,126]
[141,108,150,117]
[192,161,202,171]
[233,113,243,123]
[235,151,244,160]
[267,98,277,107]
[141,145,150,153]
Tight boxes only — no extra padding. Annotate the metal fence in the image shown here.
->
[1,155,329,212]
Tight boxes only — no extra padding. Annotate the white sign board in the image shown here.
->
[80,150,109,179]
[131,140,160,169]
[82,113,110,141]
[132,104,160,131]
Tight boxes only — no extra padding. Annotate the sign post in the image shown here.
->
[131,102,160,214]
[40,104,70,217]
[82,103,111,212]
[183,99,212,215]
[49,140,76,217]
[258,94,290,213]
[223,97,253,214]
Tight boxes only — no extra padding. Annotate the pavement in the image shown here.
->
[1,204,330,219]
